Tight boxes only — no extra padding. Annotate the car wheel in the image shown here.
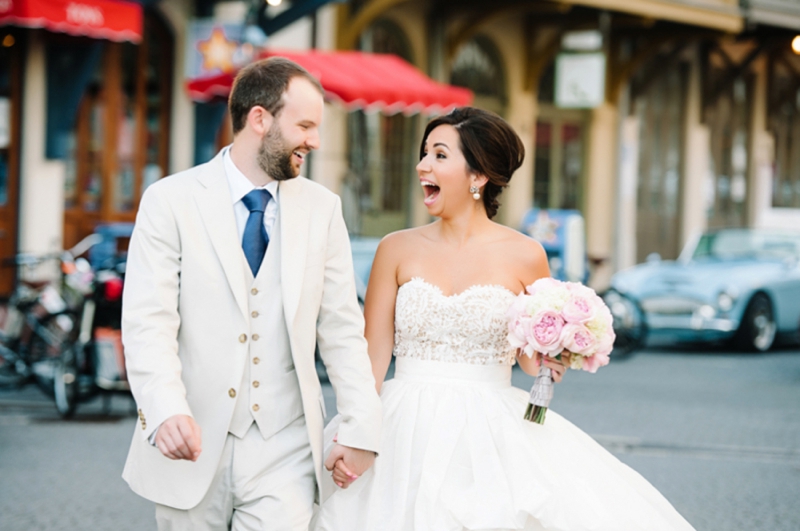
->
[602,290,646,358]
[735,293,776,352]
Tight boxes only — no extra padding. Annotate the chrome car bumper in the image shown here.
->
[646,314,737,332]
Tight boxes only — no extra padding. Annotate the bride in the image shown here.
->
[314,107,695,531]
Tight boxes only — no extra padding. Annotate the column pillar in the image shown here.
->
[680,45,710,250]
[584,101,618,289]
[19,33,66,276]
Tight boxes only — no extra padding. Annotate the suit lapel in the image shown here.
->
[279,178,310,329]
[194,152,249,320]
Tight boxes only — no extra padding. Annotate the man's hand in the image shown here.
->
[324,444,375,489]
[154,414,202,461]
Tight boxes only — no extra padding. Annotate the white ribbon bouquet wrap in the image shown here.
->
[507,278,616,424]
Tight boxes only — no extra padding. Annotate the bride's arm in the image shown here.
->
[364,235,402,393]
[514,236,567,382]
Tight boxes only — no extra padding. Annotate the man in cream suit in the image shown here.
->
[122,58,382,530]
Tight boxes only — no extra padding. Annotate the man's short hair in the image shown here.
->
[228,57,324,134]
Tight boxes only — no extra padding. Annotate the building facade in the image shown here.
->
[2,0,800,296]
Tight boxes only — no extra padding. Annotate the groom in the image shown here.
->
[121,57,382,530]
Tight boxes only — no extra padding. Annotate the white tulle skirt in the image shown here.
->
[313,357,695,531]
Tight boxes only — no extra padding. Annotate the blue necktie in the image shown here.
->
[241,189,272,276]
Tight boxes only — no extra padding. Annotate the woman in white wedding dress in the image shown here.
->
[314,108,696,531]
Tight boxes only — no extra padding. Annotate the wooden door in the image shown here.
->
[63,12,173,250]
[0,30,21,297]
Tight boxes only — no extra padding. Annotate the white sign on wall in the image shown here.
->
[555,52,606,109]
[0,98,9,149]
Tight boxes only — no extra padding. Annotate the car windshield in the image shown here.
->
[691,230,800,261]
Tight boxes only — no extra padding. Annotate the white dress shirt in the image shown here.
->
[149,147,279,446]
[223,146,279,240]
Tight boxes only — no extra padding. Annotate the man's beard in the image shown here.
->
[257,122,299,181]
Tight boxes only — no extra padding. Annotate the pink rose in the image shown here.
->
[562,295,595,324]
[582,351,610,373]
[507,296,533,355]
[508,315,530,350]
[526,310,565,356]
[560,323,597,356]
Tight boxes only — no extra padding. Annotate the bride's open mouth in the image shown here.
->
[421,180,440,206]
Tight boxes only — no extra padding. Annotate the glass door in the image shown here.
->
[533,105,587,212]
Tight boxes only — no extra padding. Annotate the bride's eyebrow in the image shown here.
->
[433,142,450,151]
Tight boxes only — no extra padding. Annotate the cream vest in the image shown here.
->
[228,216,304,439]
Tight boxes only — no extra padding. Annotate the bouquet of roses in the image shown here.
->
[507,277,615,424]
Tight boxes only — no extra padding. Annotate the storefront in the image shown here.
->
[0,0,148,296]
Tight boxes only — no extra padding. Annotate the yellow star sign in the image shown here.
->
[197,27,238,73]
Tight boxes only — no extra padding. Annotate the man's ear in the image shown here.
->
[247,105,273,136]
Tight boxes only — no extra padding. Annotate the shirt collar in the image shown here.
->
[223,145,279,204]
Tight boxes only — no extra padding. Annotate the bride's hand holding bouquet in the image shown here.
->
[507,277,616,424]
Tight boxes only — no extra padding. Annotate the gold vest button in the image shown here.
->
[239,334,247,343]
[252,334,260,341]
[252,404,260,412]
[228,388,236,398]
[252,381,260,388]
[251,288,258,295]
[251,311,259,318]
[253,357,260,364]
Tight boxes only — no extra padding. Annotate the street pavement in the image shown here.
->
[1,347,799,530]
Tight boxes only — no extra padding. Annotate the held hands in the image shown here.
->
[155,414,202,461]
[324,441,376,489]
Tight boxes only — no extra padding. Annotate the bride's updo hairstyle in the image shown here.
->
[420,107,524,219]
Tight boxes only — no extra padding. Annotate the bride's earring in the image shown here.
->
[470,186,481,200]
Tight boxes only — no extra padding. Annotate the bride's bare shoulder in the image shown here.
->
[377,225,436,255]
[490,224,549,277]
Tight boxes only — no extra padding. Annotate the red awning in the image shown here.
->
[187,50,473,115]
[0,0,143,43]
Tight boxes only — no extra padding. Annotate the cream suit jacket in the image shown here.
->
[121,152,382,510]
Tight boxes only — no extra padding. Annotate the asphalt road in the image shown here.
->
[1,347,799,531]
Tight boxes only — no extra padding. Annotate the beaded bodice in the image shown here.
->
[393,277,518,365]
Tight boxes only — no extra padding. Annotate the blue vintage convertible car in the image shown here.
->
[604,229,800,352]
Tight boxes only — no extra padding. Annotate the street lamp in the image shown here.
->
[792,35,800,55]
[267,0,282,6]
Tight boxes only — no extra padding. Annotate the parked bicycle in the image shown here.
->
[0,235,101,415]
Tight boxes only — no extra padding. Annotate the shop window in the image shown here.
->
[769,58,800,209]
[346,19,417,237]
[450,35,507,115]
[634,63,686,262]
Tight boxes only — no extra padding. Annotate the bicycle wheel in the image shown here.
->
[0,343,26,387]
[53,342,79,417]
[29,314,78,403]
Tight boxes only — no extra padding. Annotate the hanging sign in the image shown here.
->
[554,52,606,109]
[186,20,258,79]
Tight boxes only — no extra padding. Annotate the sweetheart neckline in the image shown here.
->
[399,277,517,299]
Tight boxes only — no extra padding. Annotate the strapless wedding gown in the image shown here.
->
[313,278,695,531]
